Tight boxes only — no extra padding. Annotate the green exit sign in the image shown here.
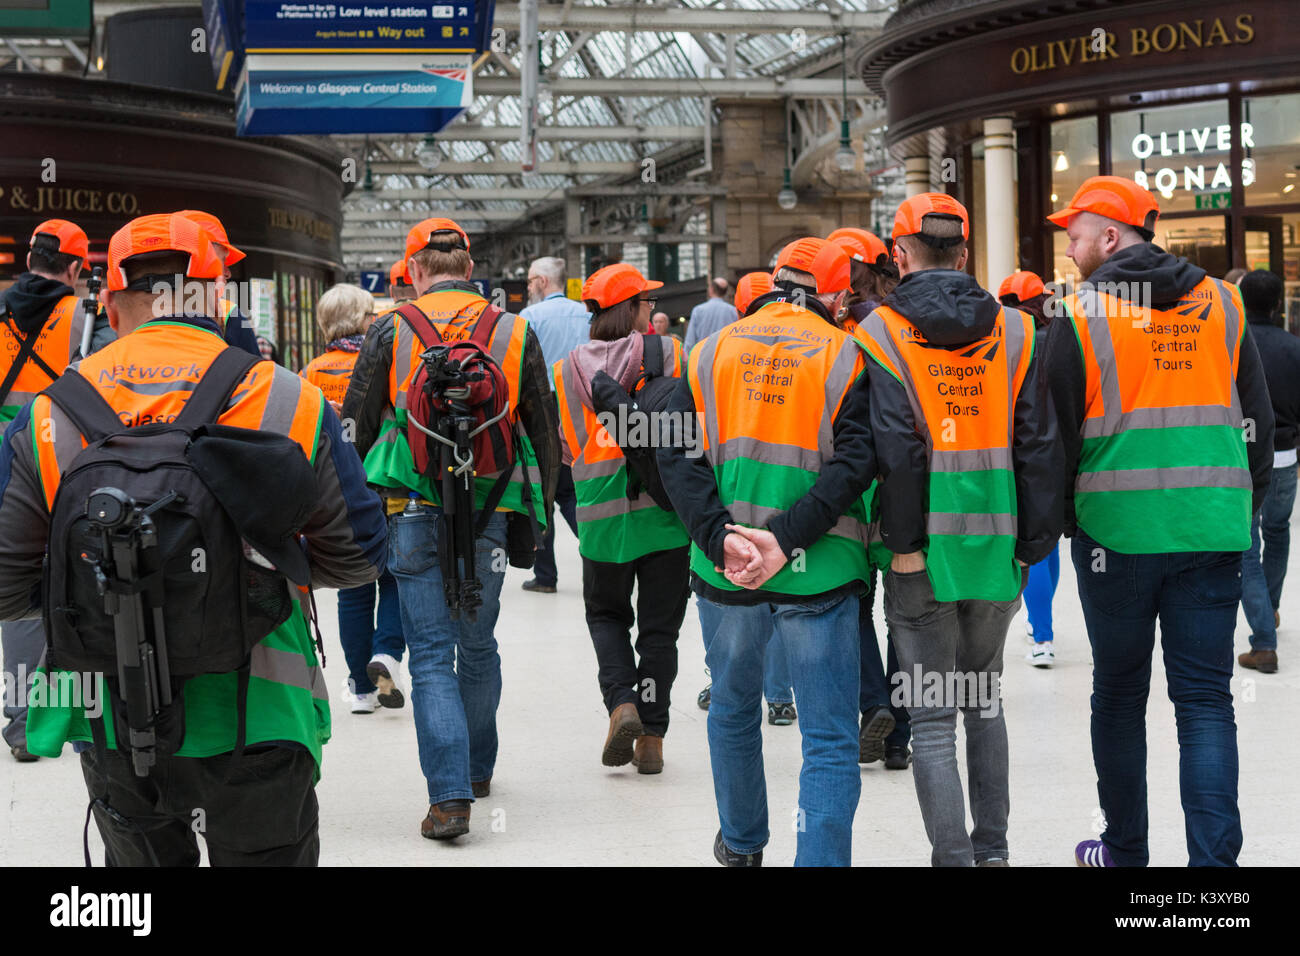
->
[1195,192,1232,210]
[0,0,91,38]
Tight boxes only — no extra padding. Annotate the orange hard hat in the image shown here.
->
[30,219,88,269]
[734,272,775,316]
[773,237,851,295]
[997,270,1046,303]
[106,213,225,292]
[1047,176,1160,236]
[826,227,889,267]
[892,193,970,247]
[404,217,470,262]
[390,258,410,286]
[582,263,663,310]
[177,210,246,264]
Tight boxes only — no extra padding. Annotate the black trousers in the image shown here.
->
[533,464,579,586]
[582,545,690,736]
[80,744,320,866]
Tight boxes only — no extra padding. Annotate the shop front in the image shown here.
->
[860,0,1300,326]
[0,73,347,368]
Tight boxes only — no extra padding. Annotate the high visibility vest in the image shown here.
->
[0,295,89,424]
[856,304,1032,602]
[23,319,331,766]
[554,336,689,563]
[1063,276,1250,553]
[362,288,546,524]
[301,348,359,407]
[688,300,874,595]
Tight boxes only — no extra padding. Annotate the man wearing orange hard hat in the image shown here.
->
[854,193,1062,868]
[658,236,877,867]
[176,210,264,361]
[997,270,1052,329]
[0,218,115,763]
[388,258,415,303]
[826,226,899,332]
[0,211,386,864]
[1044,176,1274,868]
[341,216,559,843]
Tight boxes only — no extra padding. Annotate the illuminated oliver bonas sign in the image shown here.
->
[1128,123,1256,200]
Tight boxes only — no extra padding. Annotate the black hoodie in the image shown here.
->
[1044,243,1275,533]
[864,269,1064,566]
[1,272,114,349]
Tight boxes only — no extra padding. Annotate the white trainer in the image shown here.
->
[1025,641,1055,668]
[366,654,406,709]
[351,691,378,714]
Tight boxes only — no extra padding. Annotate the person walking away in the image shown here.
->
[388,259,416,303]
[827,227,912,769]
[342,218,559,840]
[302,283,406,712]
[660,237,877,867]
[177,210,261,359]
[0,212,386,864]
[855,194,1062,866]
[1236,270,1299,674]
[0,218,113,763]
[519,256,589,593]
[999,269,1062,668]
[1044,177,1273,867]
[683,276,740,354]
[554,263,690,773]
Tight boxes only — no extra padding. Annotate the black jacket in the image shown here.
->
[1,271,114,351]
[864,269,1063,566]
[341,279,559,516]
[1246,310,1300,454]
[656,291,877,606]
[1045,243,1275,532]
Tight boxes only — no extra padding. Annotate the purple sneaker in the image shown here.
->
[1075,839,1115,867]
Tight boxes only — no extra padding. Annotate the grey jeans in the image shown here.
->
[884,567,1021,866]
[2,619,46,749]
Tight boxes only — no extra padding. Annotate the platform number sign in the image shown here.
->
[359,271,385,294]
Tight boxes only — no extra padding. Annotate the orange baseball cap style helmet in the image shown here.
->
[998,270,1046,303]
[404,217,471,262]
[582,263,663,311]
[826,227,889,267]
[390,259,411,286]
[773,237,851,295]
[177,210,246,264]
[892,193,970,248]
[735,272,775,316]
[30,219,89,270]
[1047,176,1160,238]
[106,213,225,292]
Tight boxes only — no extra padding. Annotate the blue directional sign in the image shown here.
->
[359,270,386,293]
[243,1,491,53]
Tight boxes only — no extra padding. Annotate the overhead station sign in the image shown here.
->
[244,1,487,52]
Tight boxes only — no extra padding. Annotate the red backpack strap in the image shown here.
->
[396,302,442,347]
[469,303,504,351]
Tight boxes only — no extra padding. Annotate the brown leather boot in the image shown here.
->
[632,734,664,774]
[601,702,644,766]
[421,800,471,840]
[1239,648,1278,674]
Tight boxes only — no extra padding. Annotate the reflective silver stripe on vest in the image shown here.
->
[488,310,519,369]
[931,446,1012,473]
[67,309,90,361]
[819,340,864,458]
[1080,403,1237,438]
[1076,465,1252,494]
[1076,287,1125,437]
[1210,278,1245,425]
[1001,307,1028,443]
[48,402,85,474]
[571,456,625,481]
[928,511,1017,536]
[691,334,723,458]
[859,310,929,445]
[258,366,302,435]
[251,643,328,701]
[576,492,663,523]
[714,435,823,472]
[394,318,416,411]
[560,357,589,450]
[728,499,869,543]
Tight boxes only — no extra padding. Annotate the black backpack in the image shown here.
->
[41,348,308,767]
[589,334,683,512]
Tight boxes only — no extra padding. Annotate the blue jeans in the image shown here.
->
[697,598,792,706]
[337,570,405,695]
[1025,543,1060,643]
[857,576,911,746]
[1072,530,1242,867]
[700,592,861,866]
[1241,463,1297,651]
[388,504,507,804]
